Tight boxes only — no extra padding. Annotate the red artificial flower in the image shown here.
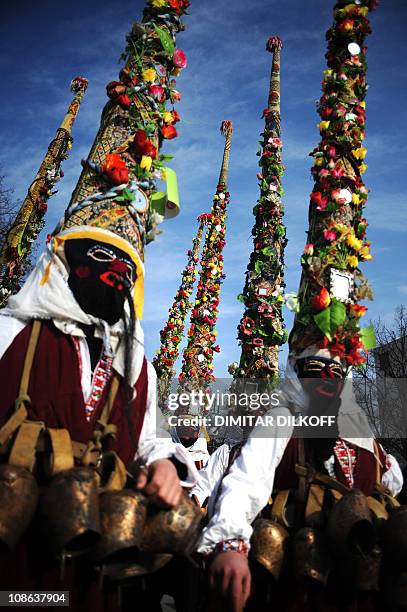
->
[115,94,131,110]
[148,84,165,102]
[241,317,255,336]
[350,304,368,318]
[171,110,181,124]
[323,229,337,242]
[338,19,354,33]
[320,107,333,119]
[310,191,328,211]
[133,130,157,159]
[101,153,129,185]
[311,287,331,312]
[169,0,183,13]
[161,125,178,140]
[173,48,187,69]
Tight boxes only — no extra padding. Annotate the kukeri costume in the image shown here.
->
[198,349,404,610]
[0,192,200,610]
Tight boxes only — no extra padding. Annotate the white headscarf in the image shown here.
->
[2,231,145,386]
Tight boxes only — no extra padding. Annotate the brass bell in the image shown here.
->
[327,489,375,556]
[100,553,173,585]
[250,519,289,580]
[292,527,331,585]
[38,467,100,557]
[94,489,147,564]
[140,492,202,555]
[0,464,39,552]
[382,505,407,570]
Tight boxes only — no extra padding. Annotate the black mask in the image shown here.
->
[295,356,345,406]
[65,239,136,325]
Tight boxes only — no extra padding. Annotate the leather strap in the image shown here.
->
[305,483,325,528]
[297,438,307,504]
[8,421,44,471]
[47,428,75,475]
[96,451,127,493]
[271,489,292,528]
[0,321,41,449]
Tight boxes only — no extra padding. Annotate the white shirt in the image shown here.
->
[197,404,403,554]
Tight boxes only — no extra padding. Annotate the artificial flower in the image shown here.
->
[115,94,131,109]
[142,68,157,83]
[162,111,174,124]
[101,153,129,185]
[140,155,153,171]
[311,287,331,312]
[351,304,368,318]
[347,255,359,268]
[161,125,178,139]
[352,146,367,160]
[171,110,181,123]
[359,163,368,174]
[359,246,373,260]
[173,48,187,69]
[338,19,354,32]
[148,84,165,101]
[150,0,167,7]
[303,243,314,255]
[323,229,337,242]
[346,234,363,251]
[352,193,361,205]
[318,120,331,132]
[310,191,328,211]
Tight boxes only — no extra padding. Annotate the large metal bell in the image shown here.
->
[381,505,407,570]
[292,527,331,585]
[0,464,39,552]
[38,467,100,557]
[250,519,289,580]
[327,489,375,556]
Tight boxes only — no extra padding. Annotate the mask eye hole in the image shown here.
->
[87,245,115,262]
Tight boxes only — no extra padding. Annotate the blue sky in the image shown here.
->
[1,0,406,375]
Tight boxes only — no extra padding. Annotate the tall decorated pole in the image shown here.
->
[66,0,191,258]
[289,0,378,364]
[0,77,88,306]
[230,37,287,385]
[179,121,233,387]
[153,215,206,404]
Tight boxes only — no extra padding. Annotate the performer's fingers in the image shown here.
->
[229,574,245,612]
[135,470,148,490]
[242,571,251,605]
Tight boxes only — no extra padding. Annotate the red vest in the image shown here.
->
[0,320,148,467]
[274,437,385,496]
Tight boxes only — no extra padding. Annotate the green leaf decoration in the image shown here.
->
[237,293,246,304]
[115,188,137,202]
[313,299,346,341]
[359,324,376,350]
[255,260,264,274]
[159,154,174,161]
[261,246,273,257]
[153,24,175,56]
[257,328,268,337]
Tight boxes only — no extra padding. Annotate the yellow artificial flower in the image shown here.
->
[359,246,373,261]
[324,69,333,78]
[360,101,366,109]
[162,111,174,124]
[334,223,349,236]
[352,193,361,205]
[150,0,167,6]
[346,234,363,251]
[142,68,157,83]
[347,255,359,268]
[359,163,368,174]
[140,155,153,171]
[314,157,325,167]
[352,146,367,160]
[318,121,330,132]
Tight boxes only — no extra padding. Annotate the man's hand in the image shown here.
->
[135,458,182,508]
[208,551,251,612]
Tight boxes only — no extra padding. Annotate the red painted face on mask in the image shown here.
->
[295,357,345,402]
[65,239,136,325]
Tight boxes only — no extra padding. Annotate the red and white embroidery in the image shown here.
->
[85,352,114,420]
[334,439,357,488]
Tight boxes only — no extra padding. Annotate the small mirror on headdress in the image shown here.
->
[330,268,354,303]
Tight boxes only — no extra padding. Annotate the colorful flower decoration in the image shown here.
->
[231,37,287,383]
[179,188,229,384]
[289,0,378,365]
[152,217,206,382]
[0,78,88,307]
